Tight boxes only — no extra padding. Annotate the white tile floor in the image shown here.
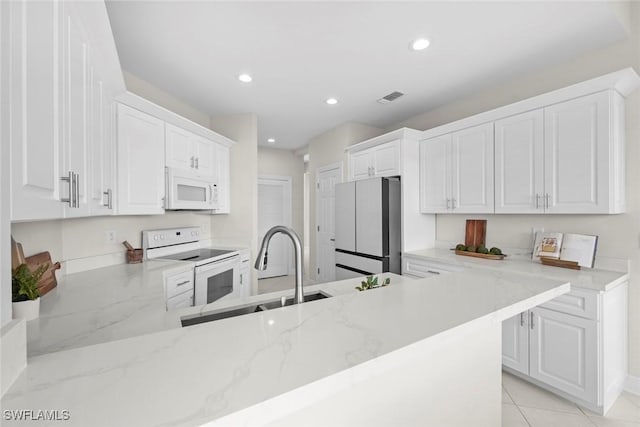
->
[502,371,640,427]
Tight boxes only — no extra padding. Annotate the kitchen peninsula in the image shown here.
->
[2,268,569,426]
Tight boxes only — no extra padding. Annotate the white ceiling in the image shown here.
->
[105,1,628,150]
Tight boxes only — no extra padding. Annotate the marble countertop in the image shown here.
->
[403,248,628,292]
[3,269,569,426]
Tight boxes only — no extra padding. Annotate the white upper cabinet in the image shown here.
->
[115,104,165,215]
[7,0,124,221]
[61,3,90,217]
[165,123,217,177]
[7,0,64,221]
[419,134,450,213]
[420,123,494,213]
[348,140,401,180]
[495,109,544,213]
[212,144,230,213]
[544,91,624,214]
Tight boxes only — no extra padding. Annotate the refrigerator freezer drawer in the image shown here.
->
[336,266,366,280]
[335,251,386,274]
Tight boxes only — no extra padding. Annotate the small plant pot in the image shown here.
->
[12,298,40,321]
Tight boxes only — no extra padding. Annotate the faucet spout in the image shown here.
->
[255,226,304,304]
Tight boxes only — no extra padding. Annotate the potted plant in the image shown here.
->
[12,263,47,321]
[355,275,391,291]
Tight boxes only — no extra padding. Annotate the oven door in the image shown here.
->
[165,167,219,210]
[194,255,240,306]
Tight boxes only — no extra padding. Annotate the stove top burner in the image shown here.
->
[160,248,235,263]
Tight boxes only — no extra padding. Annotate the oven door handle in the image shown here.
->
[195,255,241,275]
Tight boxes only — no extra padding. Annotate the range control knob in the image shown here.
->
[160,234,165,240]
[153,235,159,241]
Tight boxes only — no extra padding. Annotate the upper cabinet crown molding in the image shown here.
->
[345,128,422,154]
[115,91,234,148]
[420,68,640,140]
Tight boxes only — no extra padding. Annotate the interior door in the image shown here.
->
[316,163,342,283]
[257,177,291,279]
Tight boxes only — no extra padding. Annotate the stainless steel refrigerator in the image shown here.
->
[334,177,401,279]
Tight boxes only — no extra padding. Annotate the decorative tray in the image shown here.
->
[454,250,506,260]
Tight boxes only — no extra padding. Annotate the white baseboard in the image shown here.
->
[1,319,26,398]
[625,374,640,396]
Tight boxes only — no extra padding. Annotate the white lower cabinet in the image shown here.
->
[164,269,194,311]
[502,283,627,414]
[238,250,251,298]
[401,255,463,279]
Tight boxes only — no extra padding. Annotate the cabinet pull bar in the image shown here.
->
[530,311,534,329]
[60,172,73,206]
[190,156,194,168]
[446,198,450,210]
[426,270,440,275]
[103,189,112,209]
[195,157,199,169]
[73,173,80,208]
[176,280,191,287]
[520,312,525,326]
[535,194,539,209]
[545,194,550,210]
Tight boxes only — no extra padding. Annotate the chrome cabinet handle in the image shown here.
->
[451,198,456,209]
[427,270,440,275]
[535,194,540,209]
[530,311,535,329]
[195,157,199,169]
[73,173,79,208]
[176,280,191,287]
[330,238,335,242]
[520,312,525,326]
[446,198,450,210]
[190,156,195,168]
[545,194,550,210]
[60,171,73,206]
[102,189,113,209]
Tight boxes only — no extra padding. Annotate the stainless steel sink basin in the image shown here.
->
[181,291,331,327]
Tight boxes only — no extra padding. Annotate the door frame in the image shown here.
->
[258,175,293,277]
[315,161,343,282]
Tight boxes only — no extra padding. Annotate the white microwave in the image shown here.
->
[165,167,220,210]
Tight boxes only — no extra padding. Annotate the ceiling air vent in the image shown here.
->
[377,91,404,104]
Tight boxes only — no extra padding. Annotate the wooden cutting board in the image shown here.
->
[24,252,61,296]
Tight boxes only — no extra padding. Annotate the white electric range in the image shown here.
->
[143,227,242,307]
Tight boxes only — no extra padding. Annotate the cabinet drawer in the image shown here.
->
[402,257,463,278]
[540,287,598,320]
[166,290,193,311]
[165,270,194,299]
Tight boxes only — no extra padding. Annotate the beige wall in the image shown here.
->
[209,113,259,292]
[123,70,210,128]
[257,147,305,241]
[307,122,383,280]
[388,3,640,377]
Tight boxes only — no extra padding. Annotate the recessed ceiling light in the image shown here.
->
[325,98,338,105]
[238,73,253,83]
[410,38,430,51]
[267,138,276,144]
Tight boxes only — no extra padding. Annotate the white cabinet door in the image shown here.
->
[116,104,165,215]
[193,136,216,177]
[372,140,400,177]
[8,0,64,221]
[165,123,195,171]
[239,266,251,298]
[451,123,494,213]
[61,5,90,217]
[350,150,372,180]
[213,144,230,213]
[88,65,111,215]
[544,92,610,214]
[502,312,529,374]
[419,134,451,213]
[495,110,544,213]
[529,307,598,403]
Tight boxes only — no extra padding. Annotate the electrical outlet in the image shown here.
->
[106,230,116,243]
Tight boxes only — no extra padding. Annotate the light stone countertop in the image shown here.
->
[404,248,628,292]
[3,268,569,426]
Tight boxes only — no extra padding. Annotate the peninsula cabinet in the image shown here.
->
[495,91,626,214]
[115,104,166,215]
[419,123,494,213]
[502,283,628,415]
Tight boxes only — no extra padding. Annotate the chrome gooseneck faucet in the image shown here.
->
[255,226,304,304]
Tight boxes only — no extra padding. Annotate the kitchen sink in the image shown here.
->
[180,291,331,327]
